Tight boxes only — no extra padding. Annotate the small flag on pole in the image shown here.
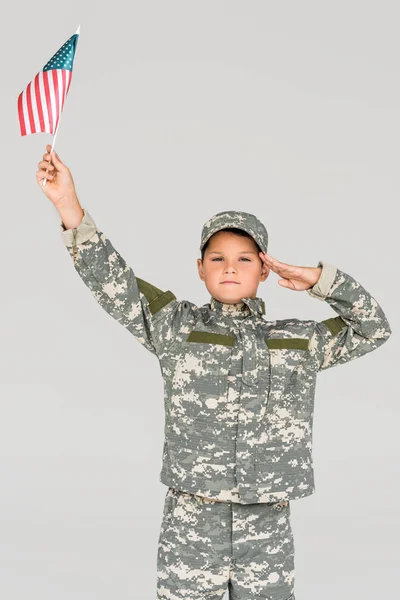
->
[18,26,80,137]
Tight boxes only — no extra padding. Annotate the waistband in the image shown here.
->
[168,487,289,508]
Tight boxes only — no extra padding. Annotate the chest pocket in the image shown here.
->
[166,331,235,423]
[266,337,312,419]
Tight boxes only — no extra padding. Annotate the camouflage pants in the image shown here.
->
[157,487,295,599]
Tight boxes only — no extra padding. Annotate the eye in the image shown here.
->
[210,257,251,262]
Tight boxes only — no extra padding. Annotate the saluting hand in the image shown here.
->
[259,253,322,291]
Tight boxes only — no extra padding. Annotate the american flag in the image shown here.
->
[18,27,80,136]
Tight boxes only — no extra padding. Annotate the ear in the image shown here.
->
[260,263,270,282]
[197,258,205,281]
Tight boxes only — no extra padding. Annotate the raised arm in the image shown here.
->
[37,145,183,357]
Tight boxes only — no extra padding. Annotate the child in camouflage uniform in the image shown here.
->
[37,145,392,600]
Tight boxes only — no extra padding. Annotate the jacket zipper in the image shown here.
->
[72,228,77,264]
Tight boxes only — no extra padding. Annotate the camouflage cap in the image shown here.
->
[200,210,268,255]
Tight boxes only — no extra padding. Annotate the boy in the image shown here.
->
[37,145,392,600]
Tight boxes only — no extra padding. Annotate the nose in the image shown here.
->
[224,261,237,273]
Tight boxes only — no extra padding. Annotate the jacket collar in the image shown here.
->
[210,296,265,318]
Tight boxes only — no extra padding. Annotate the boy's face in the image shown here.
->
[197,231,270,304]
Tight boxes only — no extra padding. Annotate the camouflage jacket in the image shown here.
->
[60,209,392,504]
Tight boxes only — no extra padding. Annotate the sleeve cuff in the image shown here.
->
[306,261,337,300]
[59,208,98,247]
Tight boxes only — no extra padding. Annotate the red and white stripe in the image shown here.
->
[18,69,72,136]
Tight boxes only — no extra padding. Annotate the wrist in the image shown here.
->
[56,197,84,230]
[307,266,322,290]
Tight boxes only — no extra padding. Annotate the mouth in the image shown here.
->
[221,281,240,284]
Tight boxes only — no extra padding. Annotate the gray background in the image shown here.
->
[1,1,398,598]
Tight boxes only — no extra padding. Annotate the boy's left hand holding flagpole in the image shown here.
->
[17,25,81,187]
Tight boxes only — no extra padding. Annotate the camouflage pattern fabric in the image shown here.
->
[60,209,392,505]
[157,487,295,600]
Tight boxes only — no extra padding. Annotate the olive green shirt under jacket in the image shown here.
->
[61,209,392,504]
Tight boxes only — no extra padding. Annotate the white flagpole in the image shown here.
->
[42,25,80,188]
[42,119,60,187]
